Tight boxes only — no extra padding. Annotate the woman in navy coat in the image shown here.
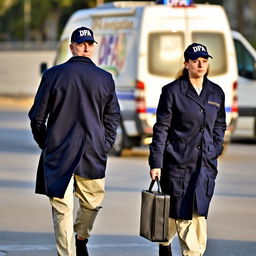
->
[149,43,226,256]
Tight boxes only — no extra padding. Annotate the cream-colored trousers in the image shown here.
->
[160,214,207,256]
[49,175,105,256]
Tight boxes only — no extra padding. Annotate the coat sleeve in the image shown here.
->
[213,90,227,156]
[103,78,121,152]
[28,74,51,149]
[149,85,173,168]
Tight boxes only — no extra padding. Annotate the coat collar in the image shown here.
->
[67,56,95,65]
[180,77,215,109]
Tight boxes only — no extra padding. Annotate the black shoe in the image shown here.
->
[75,235,89,256]
[159,244,172,256]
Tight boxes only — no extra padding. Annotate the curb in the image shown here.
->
[0,96,34,110]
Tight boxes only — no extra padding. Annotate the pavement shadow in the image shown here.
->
[0,127,39,154]
[205,238,256,256]
[0,110,39,154]
[0,232,157,256]
[0,231,255,256]
[0,179,34,189]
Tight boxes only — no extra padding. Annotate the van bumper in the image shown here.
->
[239,107,256,117]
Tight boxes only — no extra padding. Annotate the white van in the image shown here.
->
[231,30,256,139]
[53,1,238,155]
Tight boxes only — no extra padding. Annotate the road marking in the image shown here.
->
[0,245,55,251]
[0,243,152,251]
[90,243,152,248]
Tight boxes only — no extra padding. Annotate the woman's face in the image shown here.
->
[185,57,209,79]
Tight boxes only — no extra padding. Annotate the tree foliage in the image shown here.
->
[0,0,97,41]
[0,0,254,45]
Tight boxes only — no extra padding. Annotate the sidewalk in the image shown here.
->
[0,233,181,256]
[0,96,33,110]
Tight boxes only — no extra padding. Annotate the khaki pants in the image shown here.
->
[49,175,105,256]
[160,214,207,256]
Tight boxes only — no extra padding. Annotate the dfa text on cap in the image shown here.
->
[71,27,97,44]
[184,43,212,61]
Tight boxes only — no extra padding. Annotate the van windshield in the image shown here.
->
[148,32,184,77]
[148,32,227,77]
[233,39,255,79]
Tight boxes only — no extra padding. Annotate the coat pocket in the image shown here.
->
[206,176,215,197]
[208,143,218,160]
[170,178,185,198]
[173,141,186,153]
[208,143,215,152]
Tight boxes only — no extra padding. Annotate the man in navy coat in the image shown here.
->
[29,27,120,256]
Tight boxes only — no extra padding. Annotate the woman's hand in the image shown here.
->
[150,168,161,180]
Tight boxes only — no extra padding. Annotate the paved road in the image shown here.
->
[0,109,256,256]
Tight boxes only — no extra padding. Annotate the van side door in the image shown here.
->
[232,32,256,138]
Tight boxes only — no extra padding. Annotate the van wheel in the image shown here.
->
[111,125,126,156]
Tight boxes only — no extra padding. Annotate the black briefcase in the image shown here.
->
[139,179,170,242]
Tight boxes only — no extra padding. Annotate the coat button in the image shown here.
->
[199,127,205,132]
[197,145,201,149]
[200,108,205,113]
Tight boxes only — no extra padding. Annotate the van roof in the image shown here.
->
[61,3,226,41]
[97,1,155,9]
[68,3,225,21]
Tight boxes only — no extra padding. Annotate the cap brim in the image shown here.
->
[189,52,212,60]
[73,37,98,44]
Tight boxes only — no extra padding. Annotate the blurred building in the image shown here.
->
[224,0,256,47]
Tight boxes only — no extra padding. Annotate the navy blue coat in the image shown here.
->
[29,56,120,198]
[149,77,226,220]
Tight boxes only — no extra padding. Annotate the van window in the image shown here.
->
[192,33,227,76]
[54,39,71,65]
[233,39,256,79]
[148,33,184,77]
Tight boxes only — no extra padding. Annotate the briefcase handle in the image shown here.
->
[149,178,162,193]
